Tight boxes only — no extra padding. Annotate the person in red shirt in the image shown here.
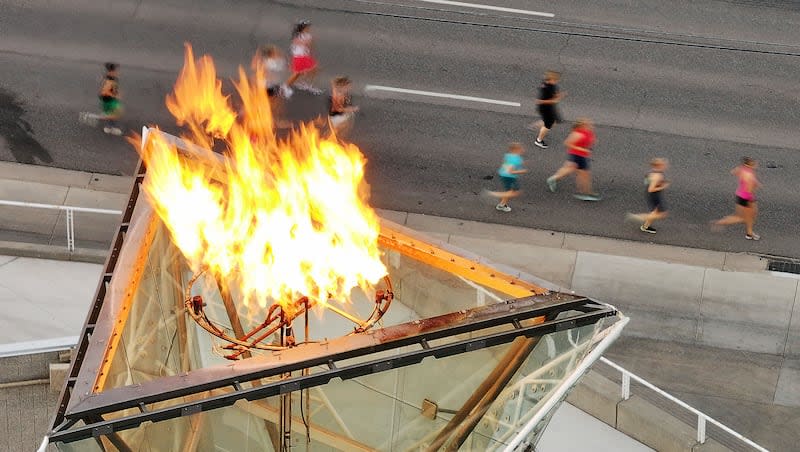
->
[546,118,600,201]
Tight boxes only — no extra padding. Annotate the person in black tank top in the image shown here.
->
[327,76,358,138]
[626,158,670,234]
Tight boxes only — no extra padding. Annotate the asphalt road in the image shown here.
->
[0,0,798,257]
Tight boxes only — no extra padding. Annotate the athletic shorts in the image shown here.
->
[500,176,520,191]
[568,154,590,170]
[538,106,560,129]
[647,191,666,212]
[101,98,121,115]
[291,55,317,73]
[735,195,755,207]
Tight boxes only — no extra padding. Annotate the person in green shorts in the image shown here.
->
[98,62,122,135]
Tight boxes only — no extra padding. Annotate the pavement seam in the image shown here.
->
[695,268,708,342]
[46,191,69,246]
[0,256,19,270]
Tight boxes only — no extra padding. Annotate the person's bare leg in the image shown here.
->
[744,204,757,236]
[552,163,576,181]
[715,205,746,226]
[537,125,550,142]
[643,210,667,228]
[499,189,521,206]
[576,170,592,194]
[286,71,301,87]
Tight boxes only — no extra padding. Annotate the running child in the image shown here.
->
[252,45,292,99]
[486,143,528,212]
[285,20,321,94]
[712,156,762,240]
[528,70,562,149]
[626,158,670,234]
[328,76,359,138]
[79,62,123,135]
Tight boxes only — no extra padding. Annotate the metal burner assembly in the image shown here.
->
[185,271,394,359]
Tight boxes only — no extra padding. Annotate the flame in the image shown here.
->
[139,44,386,316]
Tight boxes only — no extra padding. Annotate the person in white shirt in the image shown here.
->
[285,21,321,94]
[252,45,292,99]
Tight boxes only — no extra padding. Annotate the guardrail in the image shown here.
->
[0,200,122,252]
[599,357,769,452]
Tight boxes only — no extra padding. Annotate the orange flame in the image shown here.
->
[139,44,386,315]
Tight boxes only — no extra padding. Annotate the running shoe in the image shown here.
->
[745,233,761,241]
[495,203,511,212]
[104,127,122,136]
[640,225,657,234]
[574,193,601,201]
[534,139,548,149]
[546,176,557,192]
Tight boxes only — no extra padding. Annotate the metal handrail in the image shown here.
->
[599,357,769,452]
[0,200,122,252]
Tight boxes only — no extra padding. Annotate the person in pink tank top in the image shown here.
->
[712,156,762,240]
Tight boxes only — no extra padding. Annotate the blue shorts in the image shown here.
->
[569,154,590,170]
[500,176,520,191]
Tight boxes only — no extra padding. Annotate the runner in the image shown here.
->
[528,70,562,149]
[252,45,292,99]
[285,20,321,94]
[712,156,762,240]
[78,62,122,135]
[328,76,359,138]
[626,158,670,234]
[546,118,600,201]
[485,143,528,212]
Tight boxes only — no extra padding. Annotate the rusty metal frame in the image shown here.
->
[378,222,549,298]
[50,294,613,443]
[51,160,147,430]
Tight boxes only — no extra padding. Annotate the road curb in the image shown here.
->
[0,241,106,264]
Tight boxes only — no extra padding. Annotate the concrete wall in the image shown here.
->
[567,370,732,452]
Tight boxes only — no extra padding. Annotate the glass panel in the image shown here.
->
[470,321,605,450]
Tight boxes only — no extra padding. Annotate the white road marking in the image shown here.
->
[410,0,554,18]
[364,85,522,107]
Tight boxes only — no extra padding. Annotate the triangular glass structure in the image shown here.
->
[47,130,624,451]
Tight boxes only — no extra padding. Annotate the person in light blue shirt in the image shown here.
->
[493,143,528,212]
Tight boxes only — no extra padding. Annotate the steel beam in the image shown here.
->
[378,223,549,298]
[51,163,146,429]
[51,299,613,443]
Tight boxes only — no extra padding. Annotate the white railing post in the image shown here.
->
[0,200,121,252]
[697,415,707,444]
[621,371,631,400]
[599,357,768,452]
[65,208,75,253]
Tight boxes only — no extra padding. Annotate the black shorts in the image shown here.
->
[735,195,755,207]
[538,106,561,129]
[647,191,666,211]
[568,154,590,170]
